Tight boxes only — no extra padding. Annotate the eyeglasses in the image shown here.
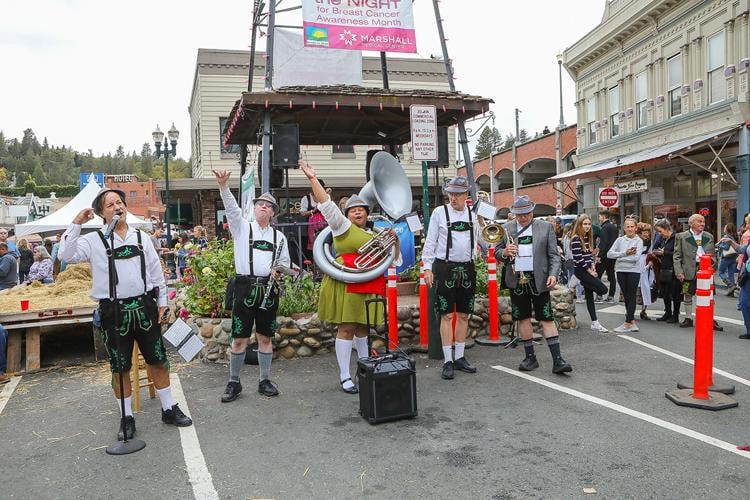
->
[255,201,274,209]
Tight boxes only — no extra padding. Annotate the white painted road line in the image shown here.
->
[169,373,219,500]
[619,335,750,388]
[597,305,744,326]
[0,376,22,415]
[490,364,750,460]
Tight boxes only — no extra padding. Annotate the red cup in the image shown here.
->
[20,299,29,311]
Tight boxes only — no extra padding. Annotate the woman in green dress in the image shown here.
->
[300,160,398,394]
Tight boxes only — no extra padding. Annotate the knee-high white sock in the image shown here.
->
[455,342,465,360]
[156,386,175,411]
[442,345,453,364]
[335,339,355,389]
[117,396,133,417]
[354,336,369,359]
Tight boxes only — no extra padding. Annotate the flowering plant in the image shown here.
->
[181,239,236,317]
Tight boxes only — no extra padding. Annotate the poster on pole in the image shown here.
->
[302,0,417,53]
[410,105,438,161]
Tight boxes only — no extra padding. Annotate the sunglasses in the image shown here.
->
[255,201,275,209]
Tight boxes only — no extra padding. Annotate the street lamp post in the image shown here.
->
[556,53,565,213]
[557,53,565,127]
[153,123,179,244]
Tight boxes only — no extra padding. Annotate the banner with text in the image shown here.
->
[302,0,417,53]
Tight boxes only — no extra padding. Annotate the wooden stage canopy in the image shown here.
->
[221,85,494,147]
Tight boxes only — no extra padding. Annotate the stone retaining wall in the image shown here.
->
[178,285,577,362]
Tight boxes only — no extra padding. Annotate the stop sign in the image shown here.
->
[598,187,619,208]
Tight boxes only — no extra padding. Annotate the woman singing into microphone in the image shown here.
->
[299,160,399,394]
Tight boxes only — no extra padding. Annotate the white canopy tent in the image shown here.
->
[14,175,153,237]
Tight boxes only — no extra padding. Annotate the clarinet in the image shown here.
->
[260,239,283,310]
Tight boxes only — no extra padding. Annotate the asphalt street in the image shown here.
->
[1,292,749,499]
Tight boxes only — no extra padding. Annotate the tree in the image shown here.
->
[0,167,9,187]
[473,126,503,160]
[518,129,530,143]
[503,133,516,149]
[24,177,36,194]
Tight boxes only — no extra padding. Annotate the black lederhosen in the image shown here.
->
[509,272,555,322]
[433,206,476,318]
[97,232,166,373]
[231,225,280,339]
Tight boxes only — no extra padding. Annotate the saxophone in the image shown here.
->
[259,240,284,311]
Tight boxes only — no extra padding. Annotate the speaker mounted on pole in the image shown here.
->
[426,126,449,168]
[258,151,283,189]
[272,124,299,168]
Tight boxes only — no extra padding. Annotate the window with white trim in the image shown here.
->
[667,54,682,118]
[608,86,620,138]
[586,98,597,145]
[707,32,725,104]
[635,72,648,129]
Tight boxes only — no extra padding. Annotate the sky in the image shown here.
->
[0,0,605,159]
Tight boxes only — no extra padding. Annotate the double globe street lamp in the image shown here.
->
[152,123,179,243]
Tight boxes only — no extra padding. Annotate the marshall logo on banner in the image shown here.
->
[302,0,417,53]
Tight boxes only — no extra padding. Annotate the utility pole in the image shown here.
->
[512,108,520,197]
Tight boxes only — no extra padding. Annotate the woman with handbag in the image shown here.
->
[718,223,739,297]
[719,233,750,339]
[653,219,680,323]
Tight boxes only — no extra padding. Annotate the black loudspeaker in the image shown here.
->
[357,354,418,424]
[365,149,381,181]
[257,151,283,189]
[272,124,299,168]
[426,126,449,167]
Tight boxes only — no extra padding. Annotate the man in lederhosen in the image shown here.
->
[213,170,290,402]
[60,189,192,441]
[422,176,482,380]
[495,195,572,374]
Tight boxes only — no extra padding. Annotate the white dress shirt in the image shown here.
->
[220,186,290,276]
[691,230,705,261]
[422,204,481,271]
[59,224,168,306]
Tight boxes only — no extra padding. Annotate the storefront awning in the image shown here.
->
[547,127,738,183]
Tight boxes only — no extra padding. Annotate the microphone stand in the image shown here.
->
[105,224,146,455]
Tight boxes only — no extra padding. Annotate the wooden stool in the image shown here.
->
[130,344,156,412]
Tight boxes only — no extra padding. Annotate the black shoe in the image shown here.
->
[454,357,477,373]
[518,355,539,372]
[666,316,679,324]
[258,379,279,397]
[713,320,724,332]
[739,334,750,340]
[117,415,136,441]
[162,404,193,427]
[552,357,573,374]
[640,310,651,320]
[221,381,242,403]
[726,286,736,297]
[340,377,359,394]
[441,361,455,380]
[679,318,693,328]
[656,314,670,322]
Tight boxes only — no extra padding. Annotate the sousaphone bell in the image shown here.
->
[313,152,412,283]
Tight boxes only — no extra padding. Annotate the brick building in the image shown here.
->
[460,125,578,216]
[104,174,164,220]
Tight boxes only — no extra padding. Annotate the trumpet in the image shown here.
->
[354,216,397,269]
[483,222,530,287]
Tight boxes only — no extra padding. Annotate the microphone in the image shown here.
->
[103,212,122,239]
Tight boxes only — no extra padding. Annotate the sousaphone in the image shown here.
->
[313,152,412,283]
